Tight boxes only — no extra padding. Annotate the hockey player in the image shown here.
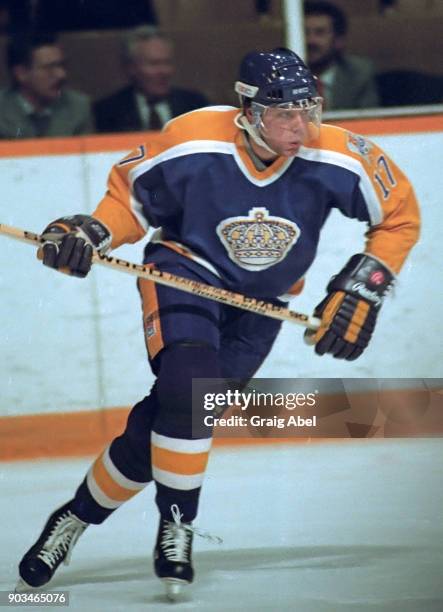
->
[17,48,420,599]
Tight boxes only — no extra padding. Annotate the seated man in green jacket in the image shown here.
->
[304,0,380,110]
[0,31,94,139]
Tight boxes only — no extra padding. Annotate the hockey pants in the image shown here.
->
[70,255,282,524]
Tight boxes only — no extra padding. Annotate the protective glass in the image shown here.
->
[252,98,323,133]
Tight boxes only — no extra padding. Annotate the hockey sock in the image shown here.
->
[151,343,221,522]
[70,395,157,524]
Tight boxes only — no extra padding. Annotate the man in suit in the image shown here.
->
[0,31,94,139]
[304,1,379,110]
[94,26,210,133]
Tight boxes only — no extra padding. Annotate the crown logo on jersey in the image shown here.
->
[216,207,300,271]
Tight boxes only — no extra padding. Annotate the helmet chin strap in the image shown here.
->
[234,113,278,157]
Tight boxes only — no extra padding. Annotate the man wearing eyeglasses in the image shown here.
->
[0,31,94,139]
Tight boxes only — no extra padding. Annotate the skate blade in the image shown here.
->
[162,578,188,601]
[15,578,38,593]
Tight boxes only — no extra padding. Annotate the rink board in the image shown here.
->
[0,113,442,459]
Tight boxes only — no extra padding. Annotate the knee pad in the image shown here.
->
[156,342,221,404]
[155,342,222,436]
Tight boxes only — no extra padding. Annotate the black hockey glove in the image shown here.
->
[39,215,112,278]
[305,254,394,361]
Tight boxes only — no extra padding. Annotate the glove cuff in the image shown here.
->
[327,253,394,309]
[75,215,112,254]
[43,214,112,254]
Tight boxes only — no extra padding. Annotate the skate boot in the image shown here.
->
[17,502,88,591]
[154,504,194,601]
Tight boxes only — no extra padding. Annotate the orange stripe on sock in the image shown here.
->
[91,454,138,502]
[152,445,210,475]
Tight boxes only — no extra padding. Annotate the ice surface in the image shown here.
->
[1,439,442,611]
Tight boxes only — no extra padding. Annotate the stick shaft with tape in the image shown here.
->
[0,222,320,330]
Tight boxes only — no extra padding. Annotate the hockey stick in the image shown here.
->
[0,222,320,330]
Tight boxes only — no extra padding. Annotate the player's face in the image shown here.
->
[16,46,67,106]
[305,14,339,69]
[260,106,311,157]
[128,38,174,99]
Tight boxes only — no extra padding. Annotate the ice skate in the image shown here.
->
[17,502,87,590]
[154,504,194,601]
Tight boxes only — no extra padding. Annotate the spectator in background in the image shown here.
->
[304,0,379,110]
[94,26,210,134]
[0,31,94,139]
